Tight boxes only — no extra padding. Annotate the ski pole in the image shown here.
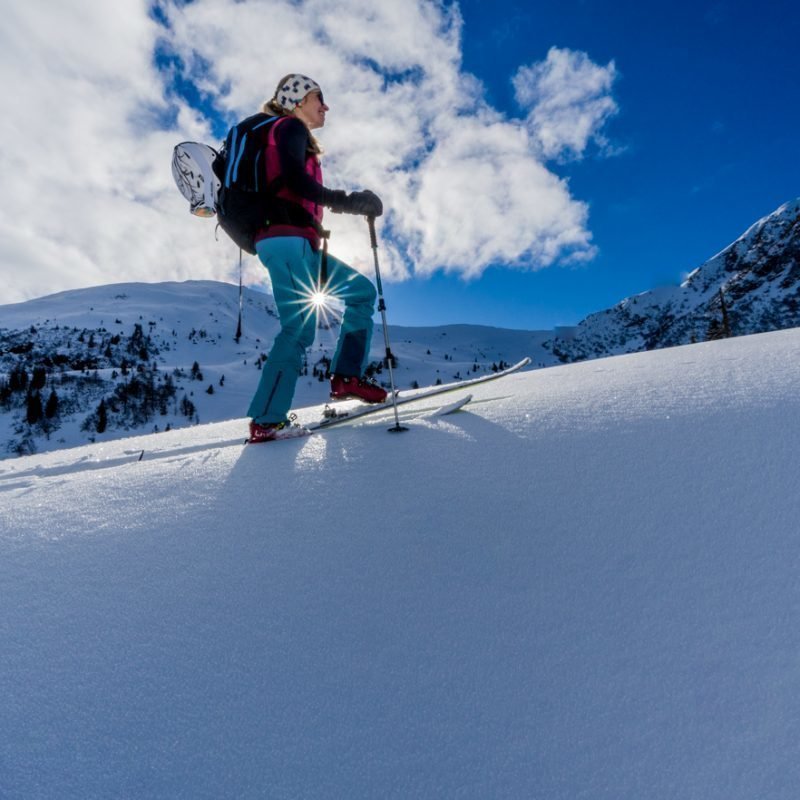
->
[368,216,407,433]
[235,248,243,343]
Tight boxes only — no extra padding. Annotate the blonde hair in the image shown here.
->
[261,74,323,155]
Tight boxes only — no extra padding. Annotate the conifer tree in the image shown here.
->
[45,389,59,419]
[719,289,732,338]
[96,399,108,434]
[10,365,28,392]
[31,366,47,391]
[26,391,43,425]
[0,377,10,407]
[707,289,733,341]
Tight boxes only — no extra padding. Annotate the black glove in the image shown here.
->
[326,190,348,213]
[343,189,383,218]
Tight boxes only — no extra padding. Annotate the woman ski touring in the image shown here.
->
[247,74,387,443]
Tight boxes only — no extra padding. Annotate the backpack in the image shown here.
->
[172,113,280,255]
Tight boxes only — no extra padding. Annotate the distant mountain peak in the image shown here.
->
[548,198,800,362]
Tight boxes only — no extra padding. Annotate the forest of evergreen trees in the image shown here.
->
[0,321,207,454]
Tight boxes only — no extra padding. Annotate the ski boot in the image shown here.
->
[329,374,388,404]
[248,415,311,443]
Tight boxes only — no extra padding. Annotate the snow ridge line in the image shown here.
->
[0,394,477,486]
[0,359,530,484]
[0,396,480,487]
[0,438,247,486]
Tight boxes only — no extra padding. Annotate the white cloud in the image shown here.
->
[0,1,224,301]
[513,47,619,162]
[407,115,596,274]
[0,1,618,305]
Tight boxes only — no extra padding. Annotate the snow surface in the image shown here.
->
[2,327,800,799]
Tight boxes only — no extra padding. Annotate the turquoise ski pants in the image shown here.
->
[248,236,377,424]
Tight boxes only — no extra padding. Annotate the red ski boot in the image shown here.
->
[248,417,311,443]
[330,374,388,404]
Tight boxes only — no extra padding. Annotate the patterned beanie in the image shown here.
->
[274,74,322,112]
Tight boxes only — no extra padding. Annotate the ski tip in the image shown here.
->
[436,394,472,416]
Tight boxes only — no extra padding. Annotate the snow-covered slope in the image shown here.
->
[2,328,799,799]
[548,197,800,360]
[0,280,553,457]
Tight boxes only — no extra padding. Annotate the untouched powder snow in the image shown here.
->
[2,328,800,799]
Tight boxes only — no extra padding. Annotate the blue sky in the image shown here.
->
[2,1,798,331]
[388,0,800,328]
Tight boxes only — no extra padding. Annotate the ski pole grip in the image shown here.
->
[368,216,378,249]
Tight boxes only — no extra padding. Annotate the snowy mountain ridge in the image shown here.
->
[546,197,800,361]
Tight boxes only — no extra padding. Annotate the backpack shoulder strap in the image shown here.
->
[223,114,280,191]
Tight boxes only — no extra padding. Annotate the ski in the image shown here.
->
[309,357,530,431]
[417,394,472,419]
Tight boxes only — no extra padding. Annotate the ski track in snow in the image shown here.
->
[2,329,800,799]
